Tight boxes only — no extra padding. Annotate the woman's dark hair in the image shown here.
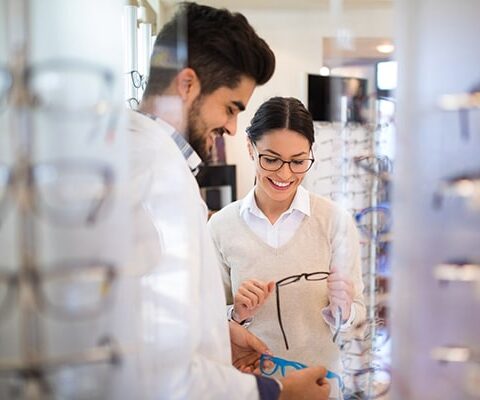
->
[144,2,275,97]
[246,97,315,146]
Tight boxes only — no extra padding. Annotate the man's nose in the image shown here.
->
[224,116,238,136]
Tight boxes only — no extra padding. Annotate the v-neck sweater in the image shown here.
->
[208,193,365,375]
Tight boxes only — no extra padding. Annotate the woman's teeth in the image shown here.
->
[271,179,291,187]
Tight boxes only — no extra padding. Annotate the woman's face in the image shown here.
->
[249,128,312,207]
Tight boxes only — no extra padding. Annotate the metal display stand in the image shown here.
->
[303,98,394,399]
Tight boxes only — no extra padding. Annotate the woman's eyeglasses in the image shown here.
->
[252,144,315,174]
[276,271,330,350]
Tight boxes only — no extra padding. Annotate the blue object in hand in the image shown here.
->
[259,354,344,391]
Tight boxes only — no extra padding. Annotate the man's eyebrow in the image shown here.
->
[232,101,246,112]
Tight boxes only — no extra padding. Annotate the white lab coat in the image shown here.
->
[127,109,260,400]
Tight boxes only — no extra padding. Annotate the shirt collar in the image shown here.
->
[136,111,203,176]
[240,185,311,218]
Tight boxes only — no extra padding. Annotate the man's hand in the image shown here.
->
[233,279,275,322]
[327,268,354,321]
[279,366,331,400]
[229,320,270,374]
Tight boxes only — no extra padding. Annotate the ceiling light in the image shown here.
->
[376,44,395,54]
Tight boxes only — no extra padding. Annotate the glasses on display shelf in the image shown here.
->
[434,260,480,283]
[125,70,147,90]
[275,271,330,350]
[353,155,392,183]
[252,144,315,174]
[0,336,121,399]
[313,174,373,186]
[0,159,114,228]
[437,82,480,141]
[0,61,117,142]
[329,190,371,202]
[432,172,480,210]
[126,97,139,110]
[355,205,392,243]
[351,366,392,399]
[0,67,12,112]
[0,258,117,321]
[259,354,344,390]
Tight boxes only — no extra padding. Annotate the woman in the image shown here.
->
[208,97,365,397]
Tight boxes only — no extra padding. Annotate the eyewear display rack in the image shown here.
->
[392,0,480,399]
[0,1,133,399]
[304,110,394,399]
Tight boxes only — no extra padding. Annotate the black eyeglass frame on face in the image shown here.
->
[251,144,315,174]
[275,271,330,350]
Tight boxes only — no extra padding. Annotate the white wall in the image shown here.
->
[224,7,394,198]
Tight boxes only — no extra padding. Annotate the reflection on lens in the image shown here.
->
[32,161,113,226]
[47,361,113,400]
[41,260,115,319]
[305,272,330,281]
[29,65,111,115]
[353,367,391,399]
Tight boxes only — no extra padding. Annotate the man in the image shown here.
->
[128,3,331,399]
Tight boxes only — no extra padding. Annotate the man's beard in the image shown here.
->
[186,96,212,162]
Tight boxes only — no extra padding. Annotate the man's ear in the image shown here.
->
[176,68,201,103]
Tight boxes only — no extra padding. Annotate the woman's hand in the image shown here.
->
[233,279,275,322]
[327,269,354,322]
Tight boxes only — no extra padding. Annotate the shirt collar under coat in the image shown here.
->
[240,184,311,221]
[136,110,203,175]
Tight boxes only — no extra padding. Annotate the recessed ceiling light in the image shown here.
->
[376,44,395,54]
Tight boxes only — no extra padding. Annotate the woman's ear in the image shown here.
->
[176,68,201,103]
[247,140,255,160]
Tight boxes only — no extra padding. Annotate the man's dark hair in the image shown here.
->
[143,2,275,97]
[246,97,315,147]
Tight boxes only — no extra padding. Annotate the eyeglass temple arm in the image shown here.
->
[275,285,290,350]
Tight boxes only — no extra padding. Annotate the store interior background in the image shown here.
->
[1,0,478,398]
[129,0,480,398]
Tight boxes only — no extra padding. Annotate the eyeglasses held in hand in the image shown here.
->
[276,271,330,350]
[0,159,114,228]
[0,336,121,399]
[251,144,315,174]
[259,354,344,391]
[0,259,117,322]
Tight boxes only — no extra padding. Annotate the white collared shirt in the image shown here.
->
[238,184,356,330]
[239,185,310,248]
